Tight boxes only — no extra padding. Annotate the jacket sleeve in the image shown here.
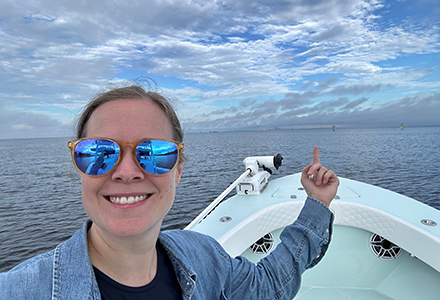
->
[228,197,334,299]
[0,251,54,300]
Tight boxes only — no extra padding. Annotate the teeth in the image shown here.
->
[109,194,149,204]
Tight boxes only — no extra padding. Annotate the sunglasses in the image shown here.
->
[68,138,184,177]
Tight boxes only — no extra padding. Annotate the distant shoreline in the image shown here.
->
[1,124,440,140]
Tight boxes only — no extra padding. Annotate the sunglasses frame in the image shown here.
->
[68,137,184,177]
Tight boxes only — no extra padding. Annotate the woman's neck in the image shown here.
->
[87,223,159,287]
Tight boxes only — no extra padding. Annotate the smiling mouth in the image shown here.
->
[106,194,152,204]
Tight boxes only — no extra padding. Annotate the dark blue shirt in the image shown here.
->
[94,243,182,300]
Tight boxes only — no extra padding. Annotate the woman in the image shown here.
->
[0,83,339,299]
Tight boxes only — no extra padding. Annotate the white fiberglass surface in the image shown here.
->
[241,225,440,300]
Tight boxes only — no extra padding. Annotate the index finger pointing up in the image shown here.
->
[313,146,320,164]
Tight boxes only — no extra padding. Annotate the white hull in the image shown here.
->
[188,173,440,299]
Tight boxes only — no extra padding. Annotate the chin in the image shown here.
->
[100,218,162,239]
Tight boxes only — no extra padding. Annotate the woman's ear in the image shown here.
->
[174,163,183,186]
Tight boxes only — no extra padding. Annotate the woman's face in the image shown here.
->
[81,99,183,238]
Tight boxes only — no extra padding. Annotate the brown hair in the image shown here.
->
[75,81,186,160]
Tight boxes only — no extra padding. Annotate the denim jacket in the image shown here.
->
[0,197,333,300]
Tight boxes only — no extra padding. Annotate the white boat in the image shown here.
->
[185,155,440,299]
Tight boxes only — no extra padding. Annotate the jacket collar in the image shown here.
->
[159,232,197,298]
[54,220,100,299]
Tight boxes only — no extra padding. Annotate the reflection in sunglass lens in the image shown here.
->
[74,139,120,176]
[72,139,180,176]
[136,140,179,175]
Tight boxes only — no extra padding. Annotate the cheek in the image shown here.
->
[80,177,92,207]
[80,176,102,200]
[81,176,91,193]
[156,174,179,202]
[159,182,176,201]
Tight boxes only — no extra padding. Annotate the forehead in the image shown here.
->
[85,99,173,140]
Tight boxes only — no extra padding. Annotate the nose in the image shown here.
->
[111,147,145,183]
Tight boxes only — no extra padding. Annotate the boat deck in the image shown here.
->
[190,173,440,299]
[240,224,440,299]
[297,226,440,300]
[296,288,392,300]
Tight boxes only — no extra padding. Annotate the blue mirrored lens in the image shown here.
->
[74,139,120,175]
[136,140,179,175]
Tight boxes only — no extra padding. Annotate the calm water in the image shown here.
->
[1,127,439,272]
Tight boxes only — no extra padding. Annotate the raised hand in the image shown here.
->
[300,146,339,207]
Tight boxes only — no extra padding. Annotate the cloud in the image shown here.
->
[0,0,439,138]
[311,25,347,41]
[185,92,440,131]
[330,84,382,95]
[328,93,440,127]
[0,110,72,139]
[343,97,369,109]
[314,97,350,111]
